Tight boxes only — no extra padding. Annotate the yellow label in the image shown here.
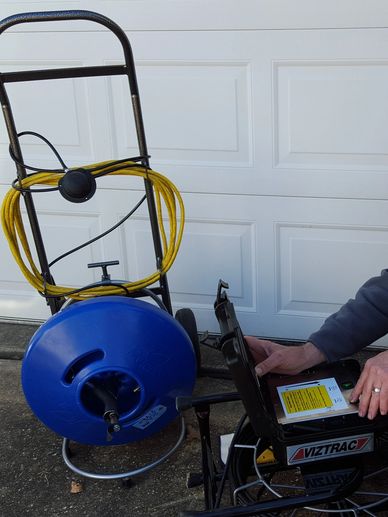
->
[256,447,276,464]
[281,385,332,414]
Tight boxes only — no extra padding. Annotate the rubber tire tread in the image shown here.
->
[175,308,201,370]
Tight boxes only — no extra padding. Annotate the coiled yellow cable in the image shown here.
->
[1,161,184,300]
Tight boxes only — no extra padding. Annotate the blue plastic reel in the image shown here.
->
[22,296,196,446]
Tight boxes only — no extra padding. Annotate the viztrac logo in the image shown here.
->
[287,434,374,465]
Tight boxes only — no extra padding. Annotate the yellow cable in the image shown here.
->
[1,161,184,300]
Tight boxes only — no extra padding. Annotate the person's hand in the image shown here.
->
[350,350,388,419]
[244,337,326,376]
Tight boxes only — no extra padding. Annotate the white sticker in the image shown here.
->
[287,433,374,465]
[132,404,167,430]
[277,377,348,420]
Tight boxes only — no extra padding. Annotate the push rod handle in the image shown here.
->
[0,10,139,94]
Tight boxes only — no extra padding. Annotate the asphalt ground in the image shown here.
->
[0,320,385,517]
[0,321,242,517]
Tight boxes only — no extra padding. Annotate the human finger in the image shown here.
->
[353,378,387,419]
[367,385,382,419]
[245,337,273,363]
[245,337,274,352]
[350,367,370,403]
[364,375,388,419]
[378,386,388,416]
[255,351,284,376]
[356,373,374,418]
[357,362,386,418]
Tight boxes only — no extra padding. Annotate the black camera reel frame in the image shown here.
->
[0,9,172,315]
[177,280,388,516]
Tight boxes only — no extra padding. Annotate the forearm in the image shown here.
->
[299,341,327,370]
[309,269,388,362]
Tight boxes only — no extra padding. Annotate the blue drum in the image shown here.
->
[22,296,196,445]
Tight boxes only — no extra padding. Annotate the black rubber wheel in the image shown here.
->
[175,308,201,371]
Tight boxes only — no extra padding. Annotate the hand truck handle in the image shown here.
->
[0,10,139,94]
[0,9,127,40]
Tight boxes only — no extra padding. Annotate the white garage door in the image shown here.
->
[1,1,388,347]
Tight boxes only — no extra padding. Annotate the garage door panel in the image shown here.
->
[276,224,388,317]
[0,233,31,288]
[172,223,250,301]
[4,1,388,33]
[3,29,388,199]
[166,195,388,343]
[2,184,388,347]
[2,5,388,349]
[0,187,50,320]
[36,212,104,287]
[88,1,388,32]
[274,61,388,170]
[0,76,96,175]
[108,62,252,167]
[258,198,388,344]
[122,29,388,199]
[0,34,121,181]
[0,187,122,320]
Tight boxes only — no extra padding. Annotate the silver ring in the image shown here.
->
[372,387,381,394]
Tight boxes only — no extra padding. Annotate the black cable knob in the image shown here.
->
[58,169,96,203]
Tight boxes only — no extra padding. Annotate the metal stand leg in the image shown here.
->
[62,417,186,480]
[196,404,218,510]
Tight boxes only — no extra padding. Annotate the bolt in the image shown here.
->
[104,410,121,433]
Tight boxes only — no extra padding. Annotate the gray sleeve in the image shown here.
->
[308,269,388,362]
